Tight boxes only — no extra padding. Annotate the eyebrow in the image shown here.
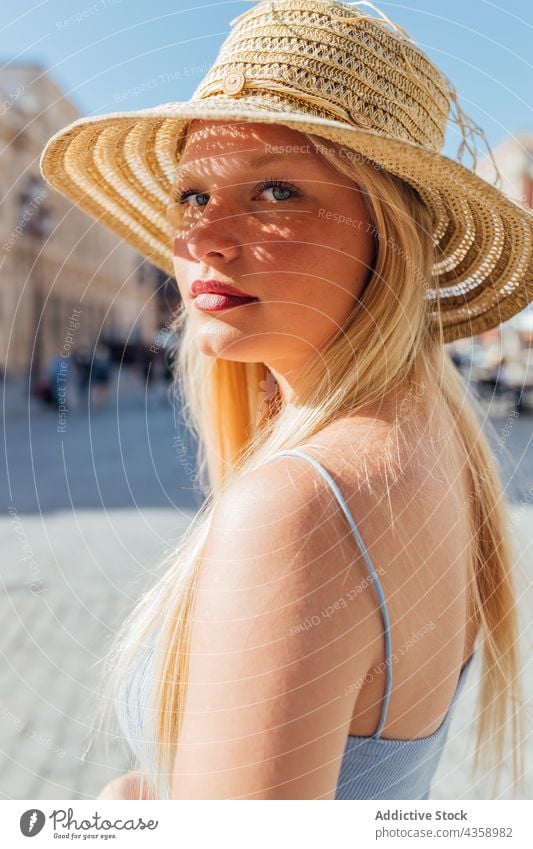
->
[172,151,293,184]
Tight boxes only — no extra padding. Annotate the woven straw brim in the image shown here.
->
[40,98,533,343]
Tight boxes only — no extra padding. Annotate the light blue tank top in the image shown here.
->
[116,447,475,799]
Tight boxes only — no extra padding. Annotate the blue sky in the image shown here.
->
[2,0,532,161]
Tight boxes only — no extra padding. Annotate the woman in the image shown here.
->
[41,0,531,800]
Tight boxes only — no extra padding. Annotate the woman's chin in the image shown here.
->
[193,330,268,362]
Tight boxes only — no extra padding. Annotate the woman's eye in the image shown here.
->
[174,189,208,208]
[254,179,302,202]
[173,179,302,209]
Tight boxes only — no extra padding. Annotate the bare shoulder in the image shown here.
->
[209,436,385,556]
[212,453,335,536]
[205,454,341,594]
[203,406,429,607]
[175,447,385,799]
[204,437,392,610]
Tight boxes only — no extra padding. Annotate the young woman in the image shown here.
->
[41,0,531,800]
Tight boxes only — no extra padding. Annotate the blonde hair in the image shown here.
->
[91,129,526,800]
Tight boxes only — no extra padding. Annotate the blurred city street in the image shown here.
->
[1,372,532,799]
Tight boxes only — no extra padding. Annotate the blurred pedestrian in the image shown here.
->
[500,326,528,411]
[47,354,70,409]
[73,345,92,410]
[91,343,113,409]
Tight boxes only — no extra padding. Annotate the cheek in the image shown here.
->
[281,218,374,327]
[280,219,373,285]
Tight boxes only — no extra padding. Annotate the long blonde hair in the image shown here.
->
[93,130,526,800]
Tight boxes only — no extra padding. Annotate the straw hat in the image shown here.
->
[40,0,533,343]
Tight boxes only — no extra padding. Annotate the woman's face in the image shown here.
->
[170,120,374,376]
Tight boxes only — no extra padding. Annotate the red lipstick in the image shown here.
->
[190,279,257,298]
[190,279,259,312]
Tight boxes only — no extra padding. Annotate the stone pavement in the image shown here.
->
[0,507,192,799]
[1,387,532,799]
[1,379,200,799]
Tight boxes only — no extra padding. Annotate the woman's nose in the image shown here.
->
[182,201,242,264]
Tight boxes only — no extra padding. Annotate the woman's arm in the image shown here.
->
[169,459,378,799]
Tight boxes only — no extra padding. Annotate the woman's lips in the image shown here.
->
[193,293,259,312]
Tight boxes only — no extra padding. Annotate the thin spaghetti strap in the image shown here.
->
[267,448,393,739]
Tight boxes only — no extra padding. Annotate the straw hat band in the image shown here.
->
[196,59,445,150]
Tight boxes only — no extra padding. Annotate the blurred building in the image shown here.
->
[0,66,160,381]
[475,131,533,209]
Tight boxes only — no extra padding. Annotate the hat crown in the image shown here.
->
[192,0,451,152]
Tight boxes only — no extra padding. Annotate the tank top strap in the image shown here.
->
[266,448,393,739]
